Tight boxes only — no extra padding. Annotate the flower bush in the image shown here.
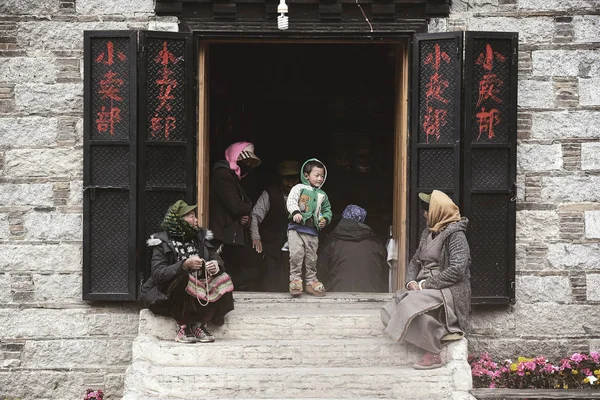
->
[469,351,600,389]
[83,389,104,400]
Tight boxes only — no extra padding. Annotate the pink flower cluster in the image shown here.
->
[83,389,104,400]
[469,351,600,389]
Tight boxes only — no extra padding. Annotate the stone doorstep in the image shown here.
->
[123,362,472,399]
[140,308,386,341]
[132,335,465,368]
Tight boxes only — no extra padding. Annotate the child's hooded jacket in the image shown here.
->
[286,158,332,230]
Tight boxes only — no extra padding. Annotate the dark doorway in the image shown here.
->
[208,42,396,242]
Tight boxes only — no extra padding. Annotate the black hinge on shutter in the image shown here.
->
[138,31,196,285]
[409,32,463,258]
[463,31,518,305]
[83,31,138,300]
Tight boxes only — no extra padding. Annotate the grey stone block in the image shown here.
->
[17,21,132,52]
[518,80,554,108]
[587,273,600,301]
[0,369,125,400]
[0,183,54,207]
[541,175,600,203]
[585,210,600,239]
[23,211,82,241]
[531,111,600,140]
[574,15,600,43]
[0,308,139,339]
[0,0,59,15]
[5,148,82,178]
[466,17,554,44]
[517,143,562,172]
[0,213,9,240]
[0,117,58,147]
[76,0,154,15]
[30,273,82,302]
[516,210,559,242]
[580,77,600,106]
[519,0,598,10]
[0,243,81,272]
[0,57,58,84]
[532,49,600,77]
[547,242,600,270]
[516,275,572,304]
[15,83,82,113]
[22,338,132,368]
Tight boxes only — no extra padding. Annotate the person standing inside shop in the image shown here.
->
[250,160,301,292]
[209,141,263,291]
[286,158,332,297]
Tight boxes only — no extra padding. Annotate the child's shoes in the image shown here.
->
[305,280,326,297]
[289,279,303,297]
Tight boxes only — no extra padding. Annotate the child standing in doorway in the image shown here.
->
[286,158,332,297]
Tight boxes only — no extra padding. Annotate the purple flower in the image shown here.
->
[570,353,587,363]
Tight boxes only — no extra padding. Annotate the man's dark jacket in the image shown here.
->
[317,218,388,292]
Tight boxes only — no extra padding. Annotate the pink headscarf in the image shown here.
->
[225,141,254,179]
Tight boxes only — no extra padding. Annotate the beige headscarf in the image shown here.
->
[427,190,461,233]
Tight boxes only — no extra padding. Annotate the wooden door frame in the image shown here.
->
[196,36,410,292]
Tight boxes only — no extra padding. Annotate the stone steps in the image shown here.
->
[124,293,475,400]
[133,335,420,367]
[140,308,385,341]
[123,362,471,400]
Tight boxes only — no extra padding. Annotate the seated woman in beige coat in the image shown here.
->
[381,190,471,369]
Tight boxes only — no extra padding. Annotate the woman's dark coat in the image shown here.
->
[317,218,388,292]
[140,228,229,316]
[209,160,253,246]
[407,218,471,332]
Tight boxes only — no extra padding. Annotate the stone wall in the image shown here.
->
[0,1,177,399]
[430,0,600,360]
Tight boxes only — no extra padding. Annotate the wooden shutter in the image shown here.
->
[83,31,138,300]
[463,32,518,304]
[409,32,463,258]
[138,31,197,282]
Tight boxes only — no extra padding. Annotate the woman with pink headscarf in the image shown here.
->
[209,142,262,291]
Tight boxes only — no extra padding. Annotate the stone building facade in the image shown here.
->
[0,0,599,399]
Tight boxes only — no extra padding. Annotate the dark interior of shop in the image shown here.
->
[208,42,396,243]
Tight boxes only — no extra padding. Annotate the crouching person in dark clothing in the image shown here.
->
[141,200,234,343]
[317,204,388,293]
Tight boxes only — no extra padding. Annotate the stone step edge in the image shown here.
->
[129,362,466,376]
[141,308,381,318]
[135,334,403,347]
[231,292,392,303]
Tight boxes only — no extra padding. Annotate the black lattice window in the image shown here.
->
[90,37,131,140]
[89,190,130,293]
[462,32,518,304]
[90,146,129,187]
[418,148,454,189]
[469,194,510,298]
[417,39,459,145]
[468,39,512,144]
[472,148,509,190]
[146,146,187,187]
[145,38,187,142]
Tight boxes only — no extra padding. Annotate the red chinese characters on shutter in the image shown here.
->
[422,44,451,143]
[94,41,127,136]
[474,44,507,141]
[150,41,180,140]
